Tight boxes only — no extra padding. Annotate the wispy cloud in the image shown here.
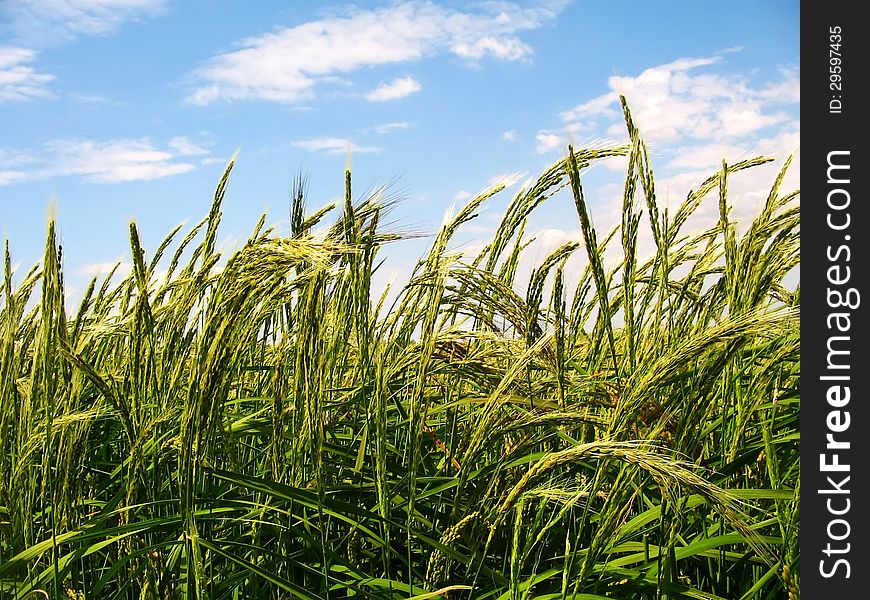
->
[168,136,211,156]
[364,76,421,102]
[665,142,751,171]
[502,130,518,142]
[661,125,800,220]
[187,1,565,105]
[76,261,132,277]
[452,36,532,62]
[0,148,39,167]
[3,0,167,45]
[291,137,380,155]
[0,137,204,185]
[0,47,54,101]
[758,67,800,103]
[47,139,195,182]
[67,92,113,104]
[2,1,166,104]
[0,170,31,186]
[0,148,38,185]
[371,121,411,134]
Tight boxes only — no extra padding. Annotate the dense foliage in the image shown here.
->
[0,100,799,599]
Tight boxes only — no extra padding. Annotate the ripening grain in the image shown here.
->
[0,100,799,599]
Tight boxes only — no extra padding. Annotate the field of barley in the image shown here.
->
[0,100,799,599]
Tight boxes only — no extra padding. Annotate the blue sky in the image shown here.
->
[0,0,799,299]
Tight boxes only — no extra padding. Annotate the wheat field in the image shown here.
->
[0,99,799,599]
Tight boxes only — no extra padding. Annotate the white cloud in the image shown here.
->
[595,153,630,173]
[47,139,195,182]
[168,136,210,156]
[560,53,797,143]
[0,170,30,185]
[364,76,422,101]
[754,124,800,157]
[3,0,167,44]
[453,190,472,201]
[458,223,496,237]
[67,92,112,104]
[0,148,38,184]
[0,47,54,101]
[372,121,411,134]
[535,132,563,154]
[666,143,751,171]
[0,137,200,185]
[0,147,39,166]
[524,227,580,257]
[452,36,532,61]
[292,137,380,155]
[502,130,518,142]
[77,261,132,277]
[560,94,619,123]
[758,67,800,103]
[187,1,564,104]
